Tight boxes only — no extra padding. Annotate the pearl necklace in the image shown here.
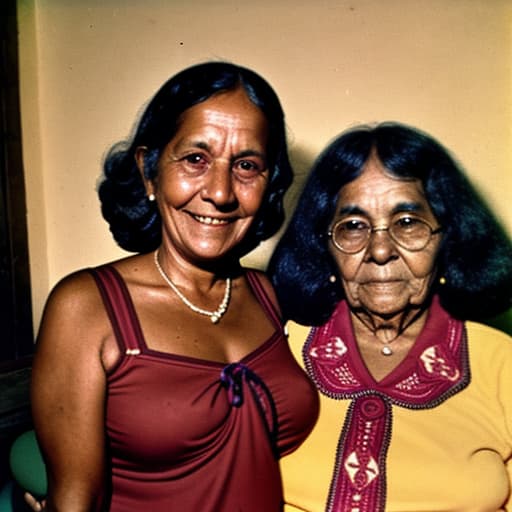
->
[153,250,231,324]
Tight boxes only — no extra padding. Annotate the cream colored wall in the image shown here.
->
[17,0,512,333]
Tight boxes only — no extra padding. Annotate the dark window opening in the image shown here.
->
[0,0,35,488]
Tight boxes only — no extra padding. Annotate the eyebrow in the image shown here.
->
[336,205,366,217]
[179,141,267,161]
[336,202,427,217]
[236,148,266,158]
[392,202,426,215]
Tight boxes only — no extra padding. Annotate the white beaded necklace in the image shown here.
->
[153,250,231,324]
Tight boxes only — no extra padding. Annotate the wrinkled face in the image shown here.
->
[139,88,270,265]
[328,155,442,317]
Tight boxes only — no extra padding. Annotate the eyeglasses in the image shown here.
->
[328,214,442,254]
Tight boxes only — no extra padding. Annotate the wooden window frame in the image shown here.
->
[0,0,34,370]
[0,0,34,479]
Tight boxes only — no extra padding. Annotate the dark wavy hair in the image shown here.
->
[269,122,512,325]
[98,61,293,255]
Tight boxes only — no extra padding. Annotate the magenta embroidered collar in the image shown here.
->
[303,296,470,512]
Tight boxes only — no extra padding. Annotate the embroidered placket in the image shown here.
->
[303,298,469,512]
[326,395,391,512]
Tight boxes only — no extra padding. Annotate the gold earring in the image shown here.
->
[439,276,446,285]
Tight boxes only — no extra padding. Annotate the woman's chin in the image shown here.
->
[348,283,431,319]
[352,293,408,317]
[364,304,405,320]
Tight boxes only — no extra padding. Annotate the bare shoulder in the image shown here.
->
[34,270,107,359]
[42,254,145,319]
[33,258,147,372]
[36,258,144,354]
[42,269,104,322]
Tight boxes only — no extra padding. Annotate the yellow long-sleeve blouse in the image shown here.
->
[281,318,512,511]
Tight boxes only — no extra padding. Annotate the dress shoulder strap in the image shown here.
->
[246,270,282,328]
[88,265,144,353]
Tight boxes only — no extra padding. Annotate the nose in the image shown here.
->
[364,228,398,264]
[201,161,236,208]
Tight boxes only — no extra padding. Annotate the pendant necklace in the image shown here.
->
[381,344,393,356]
[354,309,423,357]
[375,310,425,356]
[154,250,231,324]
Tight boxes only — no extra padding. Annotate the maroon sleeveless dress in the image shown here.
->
[89,266,319,511]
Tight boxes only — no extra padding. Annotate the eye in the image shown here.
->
[339,218,370,232]
[184,154,203,164]
[181,153,210,172]
[394,215,424,231]
[239,160,257,171]
[333,218,370,244]
[184,153,206,165]
[233,159,266,179]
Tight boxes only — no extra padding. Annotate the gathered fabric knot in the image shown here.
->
[221,362,248,407]
[220,363,279,456]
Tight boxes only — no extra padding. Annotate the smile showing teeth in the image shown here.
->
[194,215,229,226]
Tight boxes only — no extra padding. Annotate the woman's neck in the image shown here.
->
[351,304,428,344]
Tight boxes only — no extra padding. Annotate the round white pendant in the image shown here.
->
[381,345,393,356]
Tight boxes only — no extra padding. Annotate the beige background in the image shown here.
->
[17,0,512,333]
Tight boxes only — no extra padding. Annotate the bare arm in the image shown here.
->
[31,271,111,512]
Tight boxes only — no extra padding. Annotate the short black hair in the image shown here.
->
[98,61,293,255]
[269,122,512,324]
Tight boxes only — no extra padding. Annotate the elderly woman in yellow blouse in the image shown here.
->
[269,122,512,511]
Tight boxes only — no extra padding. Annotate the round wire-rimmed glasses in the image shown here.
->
[328,214,442,254]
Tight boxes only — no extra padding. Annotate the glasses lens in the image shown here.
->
[390,216,432,250]
[332,219,370,253]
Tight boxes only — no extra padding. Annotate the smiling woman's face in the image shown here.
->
[138,87,270,265]
[328,155,443,318]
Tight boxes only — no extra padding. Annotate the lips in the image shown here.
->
[364,281,400,286]
[359,280,404,290]
[193,214,231,226]
[360,278,402,284]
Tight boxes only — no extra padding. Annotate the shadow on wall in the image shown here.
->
[486,309,512,336]
[285,145,316,218]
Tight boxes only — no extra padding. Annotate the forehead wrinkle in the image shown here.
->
[169,94,268,160]
[202,108,245,128]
